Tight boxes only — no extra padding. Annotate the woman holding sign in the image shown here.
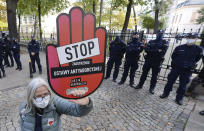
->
[19,77,93,130]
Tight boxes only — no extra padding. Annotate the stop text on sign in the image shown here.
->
[57,38,100,64]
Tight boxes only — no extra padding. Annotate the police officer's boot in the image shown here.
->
[19,66,22,71]
[118,81,125,85]
[104,76,110,79]
[175,99,183,105]
[149,88,155,94]
[175,95,183,105]
[129,82,134,88]
[16,67,19,70]
[159,92,169,99]
[112,79,117,82]
[0,72,2,78]
[134,84,142,89]
[39,70,42,74]
[3,71,6,77]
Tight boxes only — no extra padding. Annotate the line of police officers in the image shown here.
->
[105,30,203,105]
[0,33,22,78]
[0,33,42,79]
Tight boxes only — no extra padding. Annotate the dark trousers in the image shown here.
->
[13,53,22,68]
[163,67,192,100]
[105,57,122,80]
[4,52,14,66]
[30,54,42,72]
[138,61,161,89]
[0,58,5,77]
[120,61,138,84]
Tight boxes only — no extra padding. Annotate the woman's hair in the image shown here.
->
[24,77,54,114]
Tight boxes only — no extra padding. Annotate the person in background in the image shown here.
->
[27,36,42,74]
[118,32,144,87]
[160,33,203,105]
[19,77,93,130]
[3,36,14,67]
[104,35,126,82]
[11,38,22,71]
[135,30,169,94]
[0,34,6,78]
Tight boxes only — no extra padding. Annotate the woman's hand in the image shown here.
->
[69,90,89,105]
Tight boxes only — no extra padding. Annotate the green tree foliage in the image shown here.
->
[141,15,166,33]
[112,0,146,33]
[0,0,7,22]
[17,0,70,41]
[152,0,172,33]
[197,7,204,24]
[141,15,154,33]
[73,0,99,14]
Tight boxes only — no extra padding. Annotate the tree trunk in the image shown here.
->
[133,6,137,32]
[93,0,96,14]
[154,0,159,33]
[122,0,133,33]
[147,28,150,34]
[33,15,37,38]
[38,0,42,41]
[6,0,18,38]
[109,1,113,30]
[18,14,21,42]
[99,0,103,27]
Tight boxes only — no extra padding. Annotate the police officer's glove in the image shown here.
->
[31,52,35,56]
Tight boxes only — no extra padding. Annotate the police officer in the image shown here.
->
[160,33,203,105]
[135,30,169,94]
[3,36,14,67]
[118,32,144,87]
[11,38,22,71]
[0,35,6,78]
[104,36,126,82]
[27,36,42,74]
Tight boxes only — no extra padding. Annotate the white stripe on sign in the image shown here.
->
[57,38,100,64]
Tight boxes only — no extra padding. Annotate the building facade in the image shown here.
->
[167,0,204,33]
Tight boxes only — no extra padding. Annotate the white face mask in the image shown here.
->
[32,95,50,108]
[186,39,196,45]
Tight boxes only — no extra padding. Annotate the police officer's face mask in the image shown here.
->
[186,39,196,46]
[32,95,50,109]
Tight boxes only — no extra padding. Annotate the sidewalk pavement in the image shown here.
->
[185,96,204,131]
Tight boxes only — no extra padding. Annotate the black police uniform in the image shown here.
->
[160,43,203,105]
[0,38,6,78]
[118,36,144,86]
[11,40,22,70]
[104,36,126,81]
[135,30,169,94]
[3,38,14,67]
[27,39,42,74]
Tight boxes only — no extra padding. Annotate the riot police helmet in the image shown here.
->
[156,29,165,38]
[115,35,121,43]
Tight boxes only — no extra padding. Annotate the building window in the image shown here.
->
[179,14,182,23]
[190,12,198,23]
[175,15,178,24]
[24,16,27,24]
[172,15,175,24]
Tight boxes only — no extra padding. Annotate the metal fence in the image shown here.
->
[106,29,204,83]
[19,29,204,82]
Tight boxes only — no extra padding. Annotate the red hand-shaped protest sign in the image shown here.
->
[46,7,106,99]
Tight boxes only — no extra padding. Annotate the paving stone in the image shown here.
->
[0,52,195,130]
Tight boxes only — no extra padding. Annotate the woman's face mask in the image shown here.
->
[33,95,50,108]
[186,39,196,45]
